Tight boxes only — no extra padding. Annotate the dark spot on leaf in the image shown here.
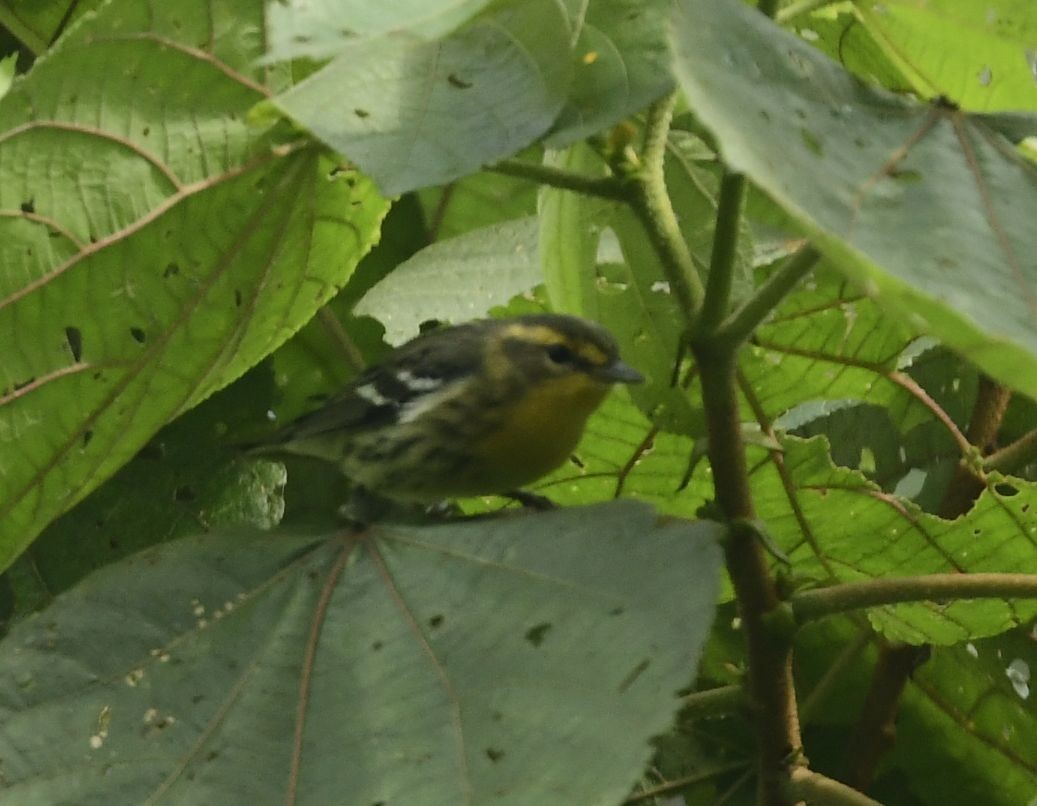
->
[20,199,34,214]
[174,485,197,502]
[206,750,219,762]
[108,537,120,550]
[618,659,650,693]
[890,168,922,183]
[485,747,505,762]
[428,614,445,629]
[609,606,624,616]
[447,73,472,89]
[354,108,370,118]
[82,429,93,448]
[192,694,204,704]
[1022,504,1030,513]
[800,128,822,155]
[234,289,243,307]
[995,483,1018,497]
[973,528,982,536]
[569,454,585,469]
[524,622,551,647]
[65,326,83,361]
[492,711,503,722]
[372,640,383,651]
[163,263,180,278]
[13,377,35,392]
[854,137,867,148]
[89,234,97,244]
[130,327,146,344]
[142,126,150,136]
[291,34,312,43]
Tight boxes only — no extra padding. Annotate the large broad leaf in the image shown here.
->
[854,0,1037,111]
[356,218,542,344]
[0,502,722,804]
[756,437,1037,644]
[0,0,389,572]
[263,0,496,61]
[271,0,572,195]
[545,0,674,147]
[671,0,1037,400]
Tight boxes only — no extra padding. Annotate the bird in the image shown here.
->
[257,313,643,503]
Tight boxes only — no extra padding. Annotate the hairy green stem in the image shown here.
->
[629,93,706,324]
[792,573,1037,622]
[716,245,819,346]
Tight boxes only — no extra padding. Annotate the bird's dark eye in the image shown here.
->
[546,344,576,365]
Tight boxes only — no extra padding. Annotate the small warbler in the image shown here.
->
[264,314,643,501]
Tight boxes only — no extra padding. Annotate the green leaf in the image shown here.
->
[0,0,99,55]
[263,0,496,62]
[272,0,573,195]
[0,53,15,100]
[356,217,542,343]
[538,143,615,314]
[787,5,912,93]
[756,437,1037,644]
[672,0,1037,400]
[545,0,674,147]
[0,0,389,572]
[417,161,540,242]
[855,0,1037,111]
[893,629,1037,804]
[0,502,722,804]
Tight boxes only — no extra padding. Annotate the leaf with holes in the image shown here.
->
[754,437,1037,644]
[0,501,722,804]
[270,0,572,194]
[0,0,389,572]
[672,0,1037,400]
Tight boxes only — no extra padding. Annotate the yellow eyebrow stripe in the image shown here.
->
[500,323,610,367]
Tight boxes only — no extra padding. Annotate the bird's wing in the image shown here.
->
[276,322,489,442]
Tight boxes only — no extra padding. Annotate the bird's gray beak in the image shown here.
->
[594,359,644,384]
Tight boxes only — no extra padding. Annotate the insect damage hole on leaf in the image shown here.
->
[65,326,83,362]
[524,622,552,647]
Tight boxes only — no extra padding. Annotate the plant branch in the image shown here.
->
[681,684,746,717]
[487,158,627,201]
[693,341,802,805]
[791,573,1037,622]
[629,92,706,323]
[715,245,820,346]
[986,426,1037,475]
[698,172,748,335]
[786,768,883,806]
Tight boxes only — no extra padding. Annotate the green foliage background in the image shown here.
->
[0,0,1036,804]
